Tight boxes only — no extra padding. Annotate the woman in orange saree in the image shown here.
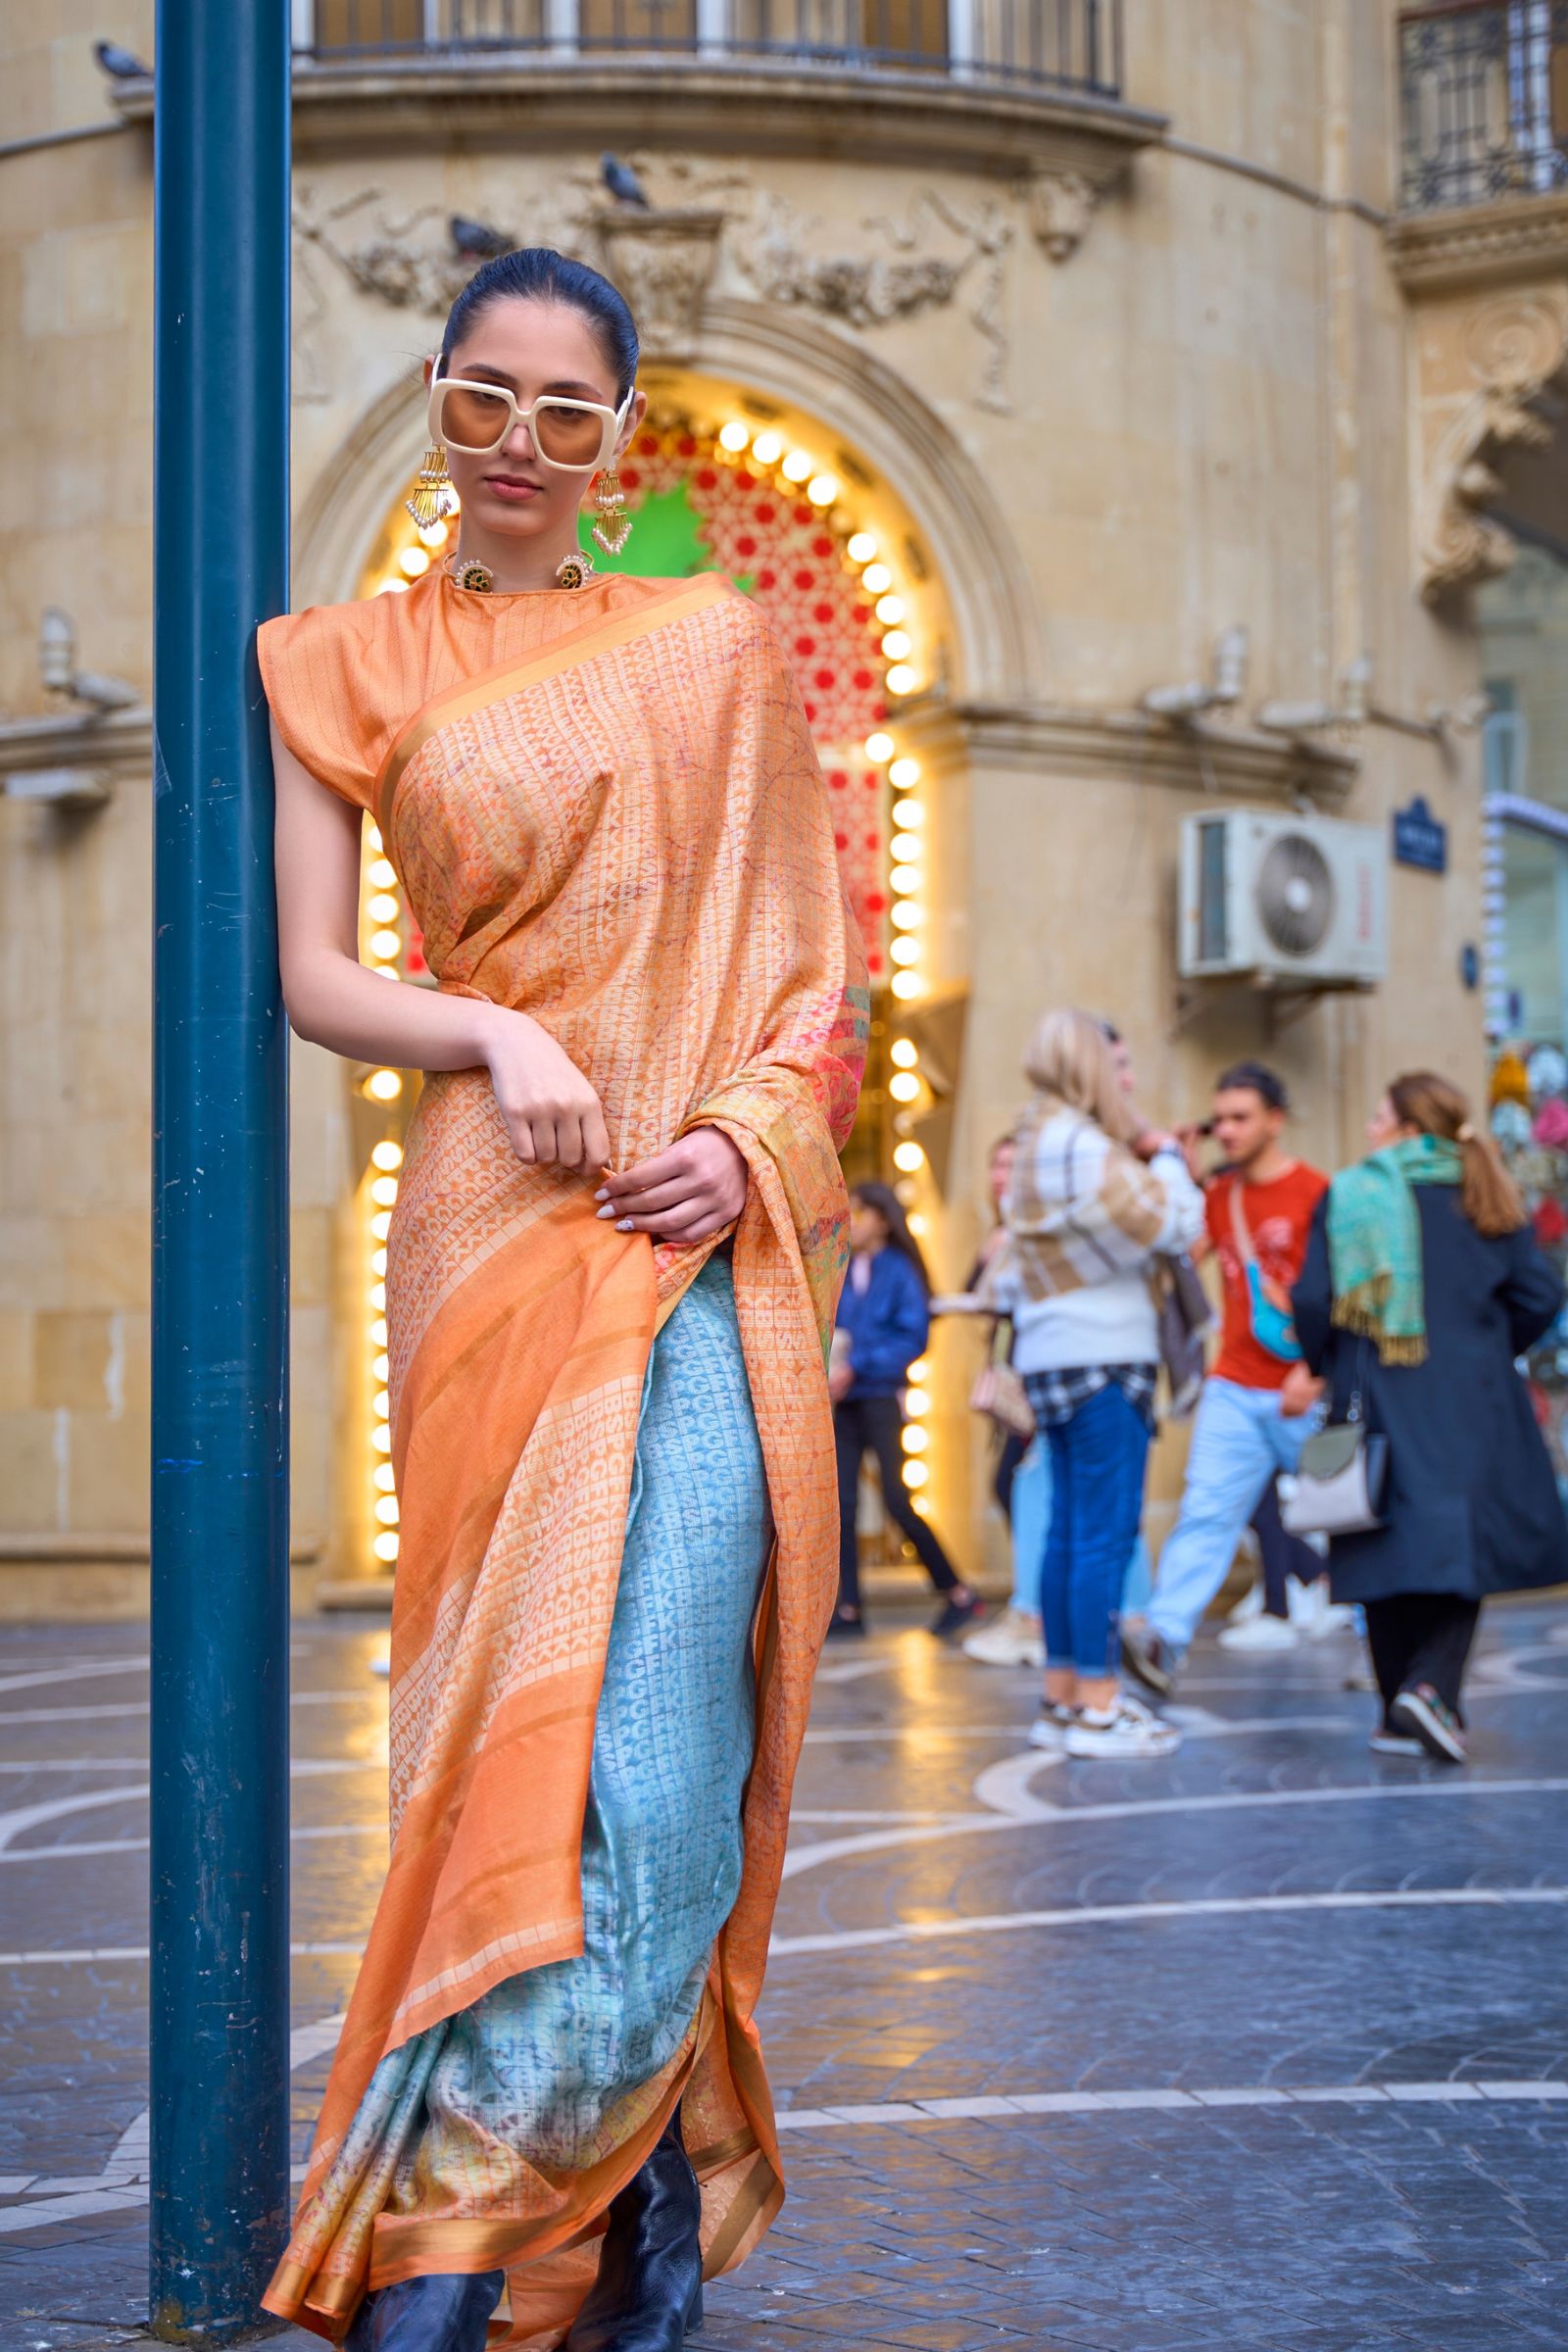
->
[260,251,866,2351]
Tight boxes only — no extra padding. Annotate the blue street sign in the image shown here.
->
[1393,796,1448,874]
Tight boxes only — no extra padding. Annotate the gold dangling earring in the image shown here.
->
[407,446,458,530]
[591,466,632,558]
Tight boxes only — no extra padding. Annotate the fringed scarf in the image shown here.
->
[1326,1133,1463,1366]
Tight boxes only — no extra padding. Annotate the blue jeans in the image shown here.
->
[1148,1376,1312,1655]
[1039,1384,1152,1677]
[1010,1436,1152,1617]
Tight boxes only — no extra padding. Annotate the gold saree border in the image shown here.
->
[372,572,736,836]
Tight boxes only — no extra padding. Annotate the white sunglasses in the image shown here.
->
[427,370,632,472]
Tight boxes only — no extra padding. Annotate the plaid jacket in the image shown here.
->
[1001,1100,1199,1305]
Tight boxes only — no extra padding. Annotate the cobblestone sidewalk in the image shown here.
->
[3,1600,1567,2349]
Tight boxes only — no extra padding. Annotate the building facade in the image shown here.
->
[3,0,1561,1612]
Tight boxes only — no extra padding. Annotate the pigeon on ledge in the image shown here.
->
[94,38,152,78]
[450,216,513,259]
[600,153,651,209]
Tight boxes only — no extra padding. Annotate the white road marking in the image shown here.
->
[770,2079,1568,2131]
[0,1656,149,1697]
[770,1884,1568,1959]
[0,1690,383,1728]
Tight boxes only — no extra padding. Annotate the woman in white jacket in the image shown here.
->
[1002,1009,1205,1758]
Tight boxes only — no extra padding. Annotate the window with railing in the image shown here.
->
[1400,1,1568,210]
[292,0,1125,96]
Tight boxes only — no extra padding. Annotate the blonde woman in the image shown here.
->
[1292,1072,1567,1763]
[1001,1010,1204,1758]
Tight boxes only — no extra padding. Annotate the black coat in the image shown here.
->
[1292,1185,1568,1603]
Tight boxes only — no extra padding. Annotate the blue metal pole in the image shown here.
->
[150,0,291,2336]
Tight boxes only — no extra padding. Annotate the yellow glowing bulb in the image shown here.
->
[881,630,912,662]
[892,797,924,827]
[890,902,920,931]
[375,1494,401,1526]
[417,518,450,549]
[370,1141,403,1173]
[890,1038,918,1067]
[373,1460,397,1493]
[890,937,920,965]
[370,1210,392,1243]
[902,1422,929,1453]
[719,420,751,452]
[890,863,920,894]
[369,858,397,888]
[902,1458,929,1491]
[891,970,921,1000]
[399,546,431,578]
[807,473,839,507]
[906,1387,931,1417]
[369,928,401,961]
[370,1318,389,1348]
[886,664,918,697]
[371,1423,393,1455]
[875,594,906,625]
[893,1141,925,1173]
[368,892,400,924]
[865,731,895,763]
[890,831,921,860]
[369,1280,387,1311]
[889,757,921,790]
[781,450,813,482]
[368,827,384,851]
[373,1530,401,1563]
[752,430,783,466]
[371,1247,388,1277]
[847,532,878,564]
[911,1493,931,1518]
[375,579,409,597]
[907,1211,927,1236]
[370,1175,399,1207]
[889,1070,920,1102]
[367,1068,402,1102]
[372,1388,391,1422]
[861,562,893,595]
[372,1351,391,1384]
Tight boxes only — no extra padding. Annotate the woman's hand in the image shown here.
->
[1279,1364,1325,1419]
[828,1357,855,1403]
[596,1128,749,1245]
[482,1007,611,1172]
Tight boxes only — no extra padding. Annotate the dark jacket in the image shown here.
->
[835,1247,929,1402]
[1292,1185,1568,1602]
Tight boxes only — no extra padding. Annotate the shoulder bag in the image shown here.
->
[1230,1180,1303,1364]
[1279,1347,1389,1538]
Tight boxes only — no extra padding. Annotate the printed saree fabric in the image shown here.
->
[257,569,868,2342]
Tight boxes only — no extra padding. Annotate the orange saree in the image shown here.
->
[257,568,867,2344]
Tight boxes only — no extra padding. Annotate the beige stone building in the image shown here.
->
[5,0,1567,1612]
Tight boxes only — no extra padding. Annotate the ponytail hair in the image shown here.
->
[1387,1070,1527,1239]
[851,1181,932,1294]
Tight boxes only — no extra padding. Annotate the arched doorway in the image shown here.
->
[335,368,968,1576]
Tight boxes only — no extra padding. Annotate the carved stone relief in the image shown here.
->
[1023,170,1100,265]
[1413,288,1568,604]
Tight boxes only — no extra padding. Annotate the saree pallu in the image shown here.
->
[258,570,867,2343]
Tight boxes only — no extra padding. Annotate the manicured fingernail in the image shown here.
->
[593,1188,609,1201]
[615,1218,635,1233]
[596,1204,616,1219]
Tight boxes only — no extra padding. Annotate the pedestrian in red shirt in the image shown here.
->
[1122,1062,1327,1696]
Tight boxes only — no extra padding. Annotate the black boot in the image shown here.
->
[344,2267,505,2352]
[565,2108,705,2351]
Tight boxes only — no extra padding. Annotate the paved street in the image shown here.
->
[2,1601,1567,2350]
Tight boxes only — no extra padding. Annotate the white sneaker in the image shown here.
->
[1064,1691,1182,1759]
[963,1606,1046,1669]
[1217,1612,1298,1653]
[1226,1581,1265,1627]
[1028,1700,1078,1751]
[1287,1576,1357,1640]
[1369,1727,1423,1756]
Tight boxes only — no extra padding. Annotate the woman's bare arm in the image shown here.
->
[272,723,610,1170]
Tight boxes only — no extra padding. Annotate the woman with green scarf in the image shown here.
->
[1292,1071,1567,1764]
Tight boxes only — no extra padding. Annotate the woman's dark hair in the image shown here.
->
[851,1182,931,1293]
[1388,1070,1526,1239]
[439,247,639,402]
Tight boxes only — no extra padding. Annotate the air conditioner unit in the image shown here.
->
[1178,808,1388,987]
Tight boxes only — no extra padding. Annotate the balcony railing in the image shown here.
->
[290,1,1125,99]
[1400,1,1568,210]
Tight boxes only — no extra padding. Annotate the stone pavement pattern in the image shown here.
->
[2,1604,1567,2349]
